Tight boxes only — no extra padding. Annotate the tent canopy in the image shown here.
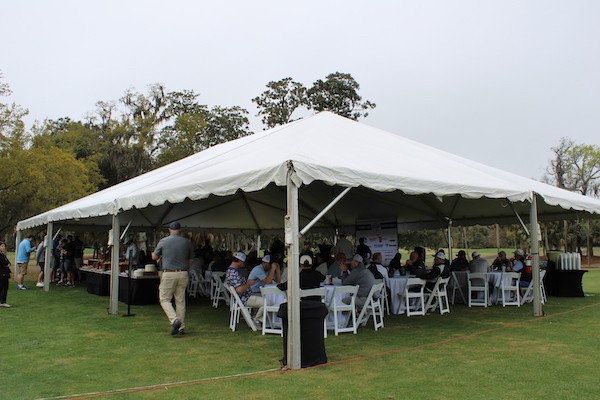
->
[17,112,600,233]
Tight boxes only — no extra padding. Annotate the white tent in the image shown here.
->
[16,112,600,370]
[18,112,600,232]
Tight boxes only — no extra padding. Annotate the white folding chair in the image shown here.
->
[260,286,286,336]
[211,272,230,308]
[225,285,257,332]
[357,282,385,331]
[405,278,426,316]
[467,272,488,307]
[327,285,359,335]
[500,272,521,307]
[424,276,451,315]
[300,287,328,338]
[187,269,201,298]
[520,269,547,305]
[374,278,390,315]
[450,271,467,304]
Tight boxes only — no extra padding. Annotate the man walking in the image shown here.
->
[152,222,193,336]
[16,235,36,290]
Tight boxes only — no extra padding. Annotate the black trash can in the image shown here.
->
[277,300,328,368]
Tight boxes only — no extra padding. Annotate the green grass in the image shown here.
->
[1,269,599,399]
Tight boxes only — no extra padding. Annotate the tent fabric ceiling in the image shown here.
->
[17,112,600,233]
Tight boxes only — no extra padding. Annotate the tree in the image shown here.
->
[155,104,250,167]
[545,138,600,256]
[546,137,600,197]
[252,77,308,128]
[307,72,375,120]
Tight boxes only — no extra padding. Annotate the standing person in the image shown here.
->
[63,235,76,287]
[152,222,193,336]
[73,236,84,282]
[356,237,372,262]
[16,235,36,290]
[0,241,12,307]
[330,233,353,258]
[35,236,47,287]
[125,238,139,269]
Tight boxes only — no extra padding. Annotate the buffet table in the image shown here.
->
[80,267,160,304]
[81,267,110,296]
[118,274,160,305]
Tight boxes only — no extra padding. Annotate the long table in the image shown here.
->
[81,267,160,304]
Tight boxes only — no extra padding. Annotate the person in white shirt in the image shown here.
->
[469,252,489,273]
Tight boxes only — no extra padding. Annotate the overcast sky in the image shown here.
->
[2,0,599,180]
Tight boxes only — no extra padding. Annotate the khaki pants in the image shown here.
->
[159,271,189,328]
[246,294,264,321]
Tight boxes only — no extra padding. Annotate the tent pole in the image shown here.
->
[286,165,301,370]
[509,203,530,236]
[447,219,453,261]
[43,223,53,291]
[109,214,120,315]
[531,193,543,317]
[299,187,351,237]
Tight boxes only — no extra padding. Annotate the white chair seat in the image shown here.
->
[467,272,488,307]
[327,285,359,335]
[500,272,520,307]
[260,286,286,336]
[405,278,426,316]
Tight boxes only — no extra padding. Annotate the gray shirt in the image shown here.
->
[342,263,375,299]
[153,234,193,270]
[469,258,489,274]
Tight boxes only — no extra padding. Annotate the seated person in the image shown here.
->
[491,251,511,271]
[405,251,427,278]
[388,253,403,276]
[225,251,263,325]
[369,253,389,284]
[340,254,376,307]
[248,255,281,294]
[469,252,488,273]
[423,251,451,291]
[509,249,525,272]
[314,253,329,276]
[328,252,346,279]
[450,250,469,271]
[277,255,325,300]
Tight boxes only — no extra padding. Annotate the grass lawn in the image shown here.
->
[1,267,599,399]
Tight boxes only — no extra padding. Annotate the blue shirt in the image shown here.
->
[512,260,524,272]
[248,264,268,293]
[17,238,35,264]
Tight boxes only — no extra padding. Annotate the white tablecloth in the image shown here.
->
[388,276,410,314]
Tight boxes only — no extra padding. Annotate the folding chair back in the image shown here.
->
[425,276,451,314]
[357,282,385,330]
[405,278,426,316]
[225,284,257,332]
[520,269,547,305]
[374,278,390,315]
[328,285,359,335]
[500,272,520,307]
[187,269,201,298]
[467,272,488,307]
[259,286,286,335]
[211,272,230,308]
